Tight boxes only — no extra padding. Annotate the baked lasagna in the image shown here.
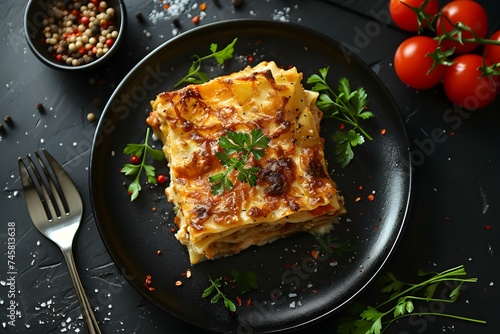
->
[146,61,345,264]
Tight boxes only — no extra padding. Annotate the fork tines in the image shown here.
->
[18,149,70,221]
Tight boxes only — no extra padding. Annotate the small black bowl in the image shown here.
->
[24,0,126,71]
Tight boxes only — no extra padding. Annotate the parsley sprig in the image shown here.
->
[307,67,374,167]
[174,37,238,88]
[202,276,237,312]
[337,265,486,334]
[209,129,270,195]
[121,128,165,201]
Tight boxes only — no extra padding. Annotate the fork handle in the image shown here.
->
[62,248,102,334]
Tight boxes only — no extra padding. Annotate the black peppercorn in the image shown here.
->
[135,11,145,23]
[231,0,243,8]
[3,115,13,125]
[36,102,45,113]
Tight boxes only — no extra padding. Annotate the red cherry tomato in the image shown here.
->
[435,1,488,54]
[443,54,499,110]
[389,0,439,32]
[394,36,446,89]
[483,30,500,64]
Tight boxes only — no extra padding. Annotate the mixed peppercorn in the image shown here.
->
[41,0,119,66]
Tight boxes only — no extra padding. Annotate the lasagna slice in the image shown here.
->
[146,61,345,264]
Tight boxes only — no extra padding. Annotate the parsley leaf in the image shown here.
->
[174,38,238,88]
[121,128,165,201]
[209,128,270,195]
[202,276,237,312]
[307,67,374,167]
[337,265,486,334]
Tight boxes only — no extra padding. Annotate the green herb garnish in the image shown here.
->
[337,265,486,334]
[121,128,165,201]
[307,67,374,167]
[202,275,237,312]
[174,37,238,88]
[231,269,258,294]
[209,128,270,195]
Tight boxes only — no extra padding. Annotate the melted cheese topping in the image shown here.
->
[147,61,345,264]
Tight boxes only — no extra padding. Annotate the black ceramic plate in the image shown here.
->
[90,19,411,333]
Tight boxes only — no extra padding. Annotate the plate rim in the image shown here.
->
[89,18,413,333]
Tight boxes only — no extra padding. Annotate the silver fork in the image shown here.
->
[18,149,101,334]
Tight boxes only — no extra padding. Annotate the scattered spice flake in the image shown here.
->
[156,250,162,255]
[247,54,253,62]
[358,185,363,190]
[236,296,242,306]
[170,227,176,233]
[484,225,491,231]
[144,275,155,291]
[199,2,207,10]
[192,15,200,24]
[246,297,252,307]
[445,216,452,221]
[450,131,455,136]
[310,249,319,259]
[374,224,379,230]
[186,269,192,278]
[355,197,361,202]
[367,194,375,202]
[380,128,386,135]
[152,207,157,211]
[339,122,345,130]
[175,280,183,286]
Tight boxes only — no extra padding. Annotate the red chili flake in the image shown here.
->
[450,131,455,136]
[127,190,133,196]
[163,4,170,9]
[246,297,252,307]
[381,128,387,135]
[130,155,139,164]
[151,207,156,211]
[367,194,375,202]
[310,250,319,259]
[236,296,242,306]
[355,197,361,202]
[374,224,379,230]
[484,225,491,230]
[284,262,292,269]
[358,185,363,190]
[339,122,345,130]
[247,54,253,62]
[445,216,452,221]
[192,15,200,24]
[156,250,162,255]
[144,275,155,291]
[199,2,207,10]
[170,227,176,233]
